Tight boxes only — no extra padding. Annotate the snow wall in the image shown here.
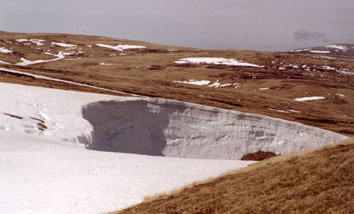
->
[81,98,347,160]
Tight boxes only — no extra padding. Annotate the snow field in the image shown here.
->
[0,81,348,214]
[0,82,254,214]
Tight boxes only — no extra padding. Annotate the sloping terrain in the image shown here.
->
[0,31,353,214]
[116,137,354,214]
[0,31,354,135]
[289,44,354,55]
[0,82,256,214]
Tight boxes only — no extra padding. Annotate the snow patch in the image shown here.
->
[325,44,348,50]
[175,57,264,68]
[96,43,146,51]
[17,51,65,66]
[51,42,77,48]
[322,66,335,70]
[173,80,211,86]
[0,47,12,54]
[0,60,10,65]
[309,50,331,54]
[16,39,45,46]
[294,96,325,102]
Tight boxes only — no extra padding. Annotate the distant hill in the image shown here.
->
[289,44,354,55]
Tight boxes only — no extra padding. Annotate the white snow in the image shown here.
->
[336,94,345,97]
[309,50,331,54]
[0,82,254,214]
[325,44,348,50]
[0,82,347,214]
[322,66,335,70]
[96,43,146,51]
[99,62,114,66]
[16,39,45,46]
[294,96,326,102]
[30,39,45,46]
[278,67,286,70]
[208,80,221,88]
[288,110,301,113]
[259,88,270,91]
[220,83,233,87]
[337,70,354,75]
[17,51,65,66]
[0,130,249,214]
[0,60,10,64]
[0,47,12,54]
[51,42,77,48]
[173,80,211,86]
[175,57,264,68]
[174,79,237,88]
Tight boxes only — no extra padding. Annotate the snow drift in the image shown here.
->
[82,98,347,160]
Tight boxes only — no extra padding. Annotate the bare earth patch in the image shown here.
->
[241,151,278,161]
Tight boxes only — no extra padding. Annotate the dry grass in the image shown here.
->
[0,31,354,135]
[115,138,354,214]
[3,112,23,119]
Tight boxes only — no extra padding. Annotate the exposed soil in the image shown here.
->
[241,151,278,161]
[3,113,23,120]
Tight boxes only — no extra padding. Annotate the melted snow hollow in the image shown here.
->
[0,82,347,214]
[0,82,252,214]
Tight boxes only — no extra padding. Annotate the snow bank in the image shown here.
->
[175,57,264,67]
[82,98,347,160]
[0,82,348,214]
[0,82,252,214]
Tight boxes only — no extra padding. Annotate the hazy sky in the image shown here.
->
[1,0,353,51]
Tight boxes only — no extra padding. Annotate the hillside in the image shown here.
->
[289,44,354,56]
[0,31,353,214]
[116,137,354,214]
[0,31,354,135]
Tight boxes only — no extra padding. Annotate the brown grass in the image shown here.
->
[3,112,23,119]
[0,31,354,135]
[115,138,354,214]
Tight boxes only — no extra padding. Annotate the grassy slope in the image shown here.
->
[0,31,354,135]
[1,31,353,214]
[116,138,354,214]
